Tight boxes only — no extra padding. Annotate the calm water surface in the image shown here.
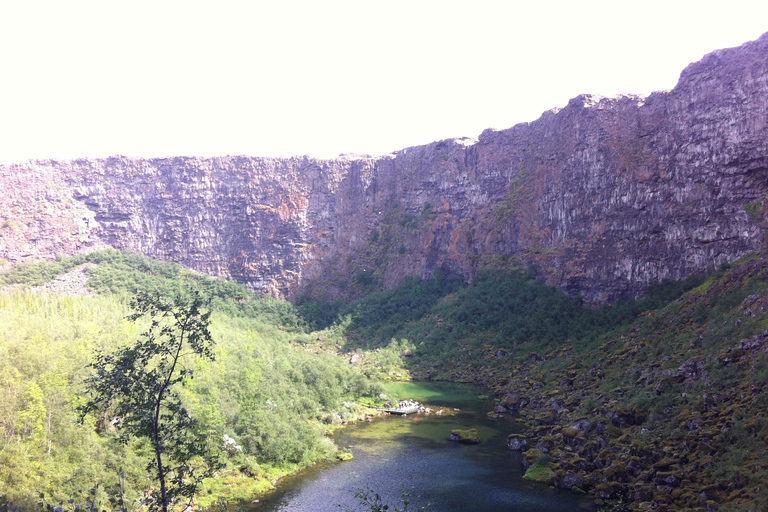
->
[248,382,594,512]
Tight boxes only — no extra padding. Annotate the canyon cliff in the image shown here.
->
[2,33,767,302]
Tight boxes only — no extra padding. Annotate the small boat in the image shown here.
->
[380,400,420,416]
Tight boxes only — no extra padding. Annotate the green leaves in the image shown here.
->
[80,292,217,512]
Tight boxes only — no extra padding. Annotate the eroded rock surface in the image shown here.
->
[2,34,767,301]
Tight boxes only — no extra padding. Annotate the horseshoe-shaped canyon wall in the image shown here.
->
[1,33,767,302]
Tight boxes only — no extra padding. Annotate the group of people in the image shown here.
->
[382,400,420,410]
[396,400,418,409]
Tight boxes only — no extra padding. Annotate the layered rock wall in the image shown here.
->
[2,34,767,301]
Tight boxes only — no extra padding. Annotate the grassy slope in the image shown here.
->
[0,250,382,510]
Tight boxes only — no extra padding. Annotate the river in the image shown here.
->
[247,382,594,512]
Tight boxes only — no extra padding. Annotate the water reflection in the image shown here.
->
[248,382,593,512]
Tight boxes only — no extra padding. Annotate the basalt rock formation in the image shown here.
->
[1,34,767,301]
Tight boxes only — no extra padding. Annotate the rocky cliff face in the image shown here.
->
[2,34,767,302]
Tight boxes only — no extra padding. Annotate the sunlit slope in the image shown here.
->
[0,250,381,509]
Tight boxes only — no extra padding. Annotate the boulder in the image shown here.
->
[610,406,646,428]
[448,428,480,444]
[655,471,682,487]
[507,434,528,451]
[569,418,593,434]
[740,330,768,351]
[562,428,585,446]
[561,471,584,490]
[522,463,556,484]
[678,356,708,380]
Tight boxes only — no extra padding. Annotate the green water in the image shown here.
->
[357,382,503,453]
[382,381,482,401]
[249,382,594,511]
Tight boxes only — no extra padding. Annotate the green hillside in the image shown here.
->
[0,250,381,510]
[3,249,768,511]
[306,266,703,376]
[485,254,768,512]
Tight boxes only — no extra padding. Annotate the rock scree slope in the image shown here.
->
[1,33,767,302]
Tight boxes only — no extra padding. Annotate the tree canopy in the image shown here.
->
[80,292,217,512]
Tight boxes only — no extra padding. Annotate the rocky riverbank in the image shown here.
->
[414,254,768,511]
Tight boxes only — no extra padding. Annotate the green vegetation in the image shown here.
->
[4,247,767,511]
[743,199,763,221]
[448,428,479,444]
[80,292,217,512]
[477,254,768,510]
[314,267,703,376]
[0,250,382,510]
[522,463,556,484]
[398,213,418,229]
[292,258,768,510]
[0,249,251,305]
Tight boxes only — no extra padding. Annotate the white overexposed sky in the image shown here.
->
[0,0,766,165]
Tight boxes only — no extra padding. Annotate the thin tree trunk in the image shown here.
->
[153,317,190,512]
[154,427,167,512]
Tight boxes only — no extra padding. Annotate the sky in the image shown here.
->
[0,0,767,165]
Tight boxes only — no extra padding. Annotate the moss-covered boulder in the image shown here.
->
[594,482,624,500]
[561,427,580,438]
[507,433,528,451]
[652,457,677,470]
[561,427,586,446]
[603,462,628,483]
[654,471,682,487]
[449,428,480,444]
[523,463,556,484]
[560,456,593,472]
[521,448,545,468]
